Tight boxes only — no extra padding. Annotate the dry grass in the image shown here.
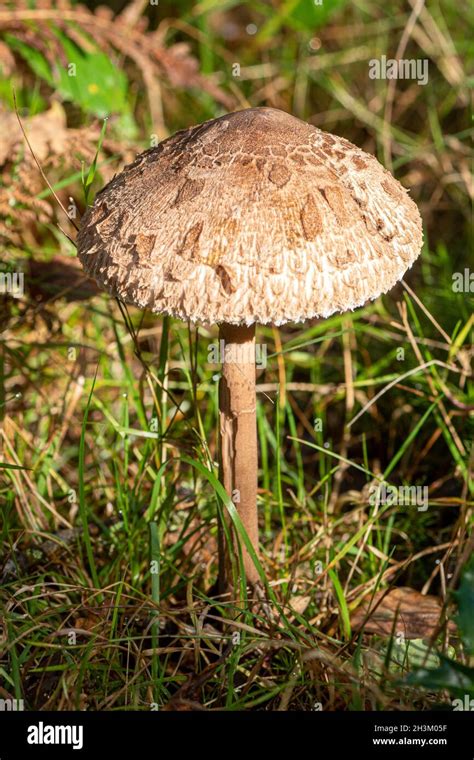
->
[0,0,472,711]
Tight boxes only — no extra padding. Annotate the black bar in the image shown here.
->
[0,710,472,758]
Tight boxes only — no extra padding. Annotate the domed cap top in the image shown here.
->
[77,107,423,325]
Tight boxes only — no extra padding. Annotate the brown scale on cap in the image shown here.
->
[77,107,423,325]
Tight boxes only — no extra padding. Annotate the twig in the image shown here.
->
[401,279,451,344]
[12,88,79,233]
[347,359,462,428]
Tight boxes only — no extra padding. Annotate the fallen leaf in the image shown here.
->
[351,586,456,639]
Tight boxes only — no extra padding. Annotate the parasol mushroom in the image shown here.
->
[77,107,423,592]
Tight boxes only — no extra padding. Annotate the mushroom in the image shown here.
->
[77,107,423,592]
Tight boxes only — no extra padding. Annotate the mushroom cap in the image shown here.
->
[77,107,423,326]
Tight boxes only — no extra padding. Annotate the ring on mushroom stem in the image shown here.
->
[77,107,423,598]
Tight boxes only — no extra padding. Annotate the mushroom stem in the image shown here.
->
[218,323,260,589]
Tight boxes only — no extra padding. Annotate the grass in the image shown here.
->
[1,275,471,710]
[0,0,473,711]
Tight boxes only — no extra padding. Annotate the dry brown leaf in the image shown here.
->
[351,586,456,639]
[0,102,69,166]
[289,595,311,616]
